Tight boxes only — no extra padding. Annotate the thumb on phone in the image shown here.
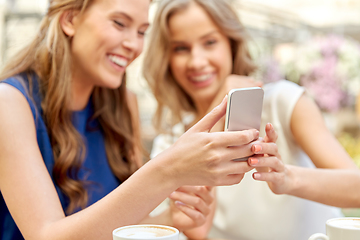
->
[188,95,227,133]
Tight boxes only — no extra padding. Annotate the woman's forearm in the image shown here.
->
[288,166,360,208]
[42,160,178,240]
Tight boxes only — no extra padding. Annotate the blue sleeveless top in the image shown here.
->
[0,74,121,240]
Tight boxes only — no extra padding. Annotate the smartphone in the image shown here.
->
[224,87,264,160]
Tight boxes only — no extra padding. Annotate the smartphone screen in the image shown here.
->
[224,87,264,161]
[224,87,264,132]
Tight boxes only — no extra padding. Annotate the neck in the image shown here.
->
[70,76,94,111]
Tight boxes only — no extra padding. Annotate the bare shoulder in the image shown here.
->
[0,82,36,139]
[0,82,26,100]
[0,81,39,180]
[292,94,323,122]
[290,93,326,144]
[0,82,33,117]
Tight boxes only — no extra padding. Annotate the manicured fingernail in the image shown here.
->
[249,158,259,166]
[253,172,261,179]
[253,145,262,153]
[175,201,186,206]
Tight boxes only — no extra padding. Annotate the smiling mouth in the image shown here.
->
[189,73,213,82]
[108,54,128,67]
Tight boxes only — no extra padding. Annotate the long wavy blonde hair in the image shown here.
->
[0,0,142,214]
[143,0,256,132]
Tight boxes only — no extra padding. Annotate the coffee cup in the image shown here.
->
[113,224,179,240]
[308,217,360,240]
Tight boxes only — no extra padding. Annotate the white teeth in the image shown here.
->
[191,74,212,82]
[109,55,128,67]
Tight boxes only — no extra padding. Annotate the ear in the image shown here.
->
[60,10,79,37]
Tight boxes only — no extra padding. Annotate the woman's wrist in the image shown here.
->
[146,150,183,190]
[285,165,305,196]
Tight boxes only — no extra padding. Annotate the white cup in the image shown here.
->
[308,217,360,240]
[113,224,179,240]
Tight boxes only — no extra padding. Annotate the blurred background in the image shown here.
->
[0,0,360,213]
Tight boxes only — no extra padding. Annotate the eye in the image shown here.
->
[205,39,217,46]
[138,31,146,37]
[114,20,125,28]
[173,46,189,52]
[138,25,149,37]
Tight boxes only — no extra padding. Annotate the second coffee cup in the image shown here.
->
[308,217,360,240]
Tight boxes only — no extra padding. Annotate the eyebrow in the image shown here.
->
[114,12,150,27]
[113,12,133,21]
[171,30,219,44]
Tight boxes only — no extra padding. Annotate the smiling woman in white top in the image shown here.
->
[143,0,360,239]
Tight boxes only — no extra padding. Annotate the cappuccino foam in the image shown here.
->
[328,219,360,230]
[114,226,176,239]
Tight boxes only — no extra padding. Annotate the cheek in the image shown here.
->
[135,39,145,58]
[71,38,89,68]
[73,30,105,61]
[216,45,233,77]
[170,56,185,79]
[224,53,233,75]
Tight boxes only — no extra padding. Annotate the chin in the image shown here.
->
[107,80,123,89]
[197,87,218,99]
[100,74,124,89]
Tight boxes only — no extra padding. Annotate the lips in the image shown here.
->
[189,73,213,82]
[187,72,215,88]
[108,54,128,68]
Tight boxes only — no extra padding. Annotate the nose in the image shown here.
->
[122,30,141,53]
[187,47,207,70]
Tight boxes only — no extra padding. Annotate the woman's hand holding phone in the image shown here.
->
[161,95,259,187]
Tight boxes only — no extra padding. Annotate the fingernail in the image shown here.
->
[255,130,259,138]
[249,158,259,166]
[222,94,228,103]
[253,172,261,179]
[175,201,186,206]
[253,145,262,153]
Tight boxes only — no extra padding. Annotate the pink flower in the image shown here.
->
[301,57,347,112]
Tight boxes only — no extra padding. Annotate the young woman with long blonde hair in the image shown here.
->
[143,0,360,239]
[0,0,266,239]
